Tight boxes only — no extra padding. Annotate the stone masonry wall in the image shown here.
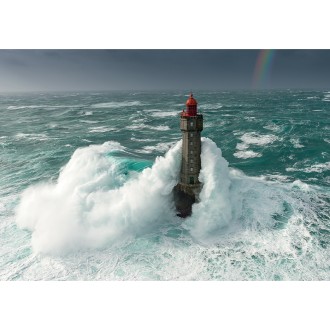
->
[180,114,203,186]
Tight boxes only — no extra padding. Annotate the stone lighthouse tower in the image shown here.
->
[173,93,203,217]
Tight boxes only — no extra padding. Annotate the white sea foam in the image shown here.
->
[141,142,177,153]
[236,142,248,150]
[91,101,143,108]
[14,136,325,273]
[12,137,330,280]
[291,180,310,191]
[89,126,116,133]
[259,174,291,182]
[245,116,256,122]
[46,123,58,129]
[16,137,236,254]
[203,122,216,128]
[233,150,262,159]
[0,201,5,214]
[184,138,232,242]
[198,103,223,110]
[286,162,330,174]
[131,118,145,123]
[240,132,278,146]
[130,137,157,142]
[150,111,178,118]
[13,137,266,254]
[16,141,182,255]
[7,105,83,110]
[264,123,281,132]
[234,132,278,157]
[15,133,49,141]
[79,111,93,116]
[80,120,99,124]
[143,109,162,113]
[290,138,304,148]
[126,124,170,131]
[152,125,171,131]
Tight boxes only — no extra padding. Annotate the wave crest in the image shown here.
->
[16,141,181,255]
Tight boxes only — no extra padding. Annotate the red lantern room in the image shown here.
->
[185,93,198,116]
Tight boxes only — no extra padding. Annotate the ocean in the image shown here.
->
[0,90,329,280]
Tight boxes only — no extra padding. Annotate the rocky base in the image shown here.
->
[172,183,201,218]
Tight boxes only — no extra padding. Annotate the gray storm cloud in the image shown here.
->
[0,50,330,92]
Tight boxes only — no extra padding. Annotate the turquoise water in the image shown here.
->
[0,90,329,280]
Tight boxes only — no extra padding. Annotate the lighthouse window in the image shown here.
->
[189,177,194,184]
[190,150,193,154]
[190,167,193,172]
[190,141,193,146]
[190,133,193,137]
[190,159,193,164]
[190,122,194,127]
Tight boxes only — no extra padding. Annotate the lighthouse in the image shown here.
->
[173,93,203,217]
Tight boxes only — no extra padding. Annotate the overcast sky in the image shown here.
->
[0,50,330,92]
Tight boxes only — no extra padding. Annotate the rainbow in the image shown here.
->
[252,49,276,89]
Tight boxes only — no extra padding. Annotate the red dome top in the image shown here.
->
[186,93,197,106]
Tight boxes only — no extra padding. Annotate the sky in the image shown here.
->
[0,49,330,92]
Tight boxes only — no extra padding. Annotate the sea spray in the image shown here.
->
[16,140,182,255]
[14,135,328,282]
[16,138,236,254]
[184,138,232,243]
